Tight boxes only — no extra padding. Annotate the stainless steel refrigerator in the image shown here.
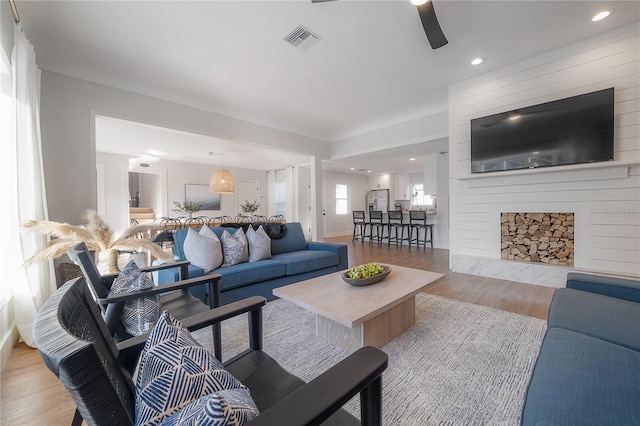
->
[367,189,389,212]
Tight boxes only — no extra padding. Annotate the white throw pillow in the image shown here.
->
[183,227,223,273]
[221,228,249,267]
[247,225,271,263]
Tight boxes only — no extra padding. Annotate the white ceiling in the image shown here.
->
[18,0,640,174]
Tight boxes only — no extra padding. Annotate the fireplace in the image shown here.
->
[501,213,574,266]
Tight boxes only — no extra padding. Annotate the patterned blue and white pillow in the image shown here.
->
[109,260,160,336]
[135,311,255,426]
[159,388,259,426]
[221,228,249,267]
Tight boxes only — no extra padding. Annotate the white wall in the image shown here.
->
[449,23,640,286]
[97,152,268,233]
[39,71,329,226]
[324,170,369,238]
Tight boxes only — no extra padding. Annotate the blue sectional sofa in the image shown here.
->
[156,222,348,305]
[522,272,640,425]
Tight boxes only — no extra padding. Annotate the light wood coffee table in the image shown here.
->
[273,264,443,352]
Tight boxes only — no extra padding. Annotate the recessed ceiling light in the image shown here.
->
[350,167,355,170]
[410,0,428,6]
[409,158,416,161]
[367,170,372,173]
[592,10,611,22]
[471,57,484,65]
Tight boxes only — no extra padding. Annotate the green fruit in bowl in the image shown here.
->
[347,262,385,279]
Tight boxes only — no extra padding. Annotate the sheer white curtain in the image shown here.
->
[267,168,295,221]
[267,170,276,217]
[284,166,295,222]
[4,23,52,347]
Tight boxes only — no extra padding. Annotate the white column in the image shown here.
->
[310,156,324,241]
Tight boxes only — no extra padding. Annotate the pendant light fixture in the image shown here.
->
[209,153,235,194]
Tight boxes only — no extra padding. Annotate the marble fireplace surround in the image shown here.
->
[452,212,576,288]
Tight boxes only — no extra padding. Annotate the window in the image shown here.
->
[336,184,348,215]
[274,182,286,216]
[411,183,435,207]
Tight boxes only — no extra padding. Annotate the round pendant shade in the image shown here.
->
[209,168,235,194]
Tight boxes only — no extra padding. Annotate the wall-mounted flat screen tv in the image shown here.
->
[470,87,614,173]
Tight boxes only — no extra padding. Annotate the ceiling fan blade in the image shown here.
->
[417,1,448,49]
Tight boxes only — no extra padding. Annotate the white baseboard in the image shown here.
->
[323,231,352,239]
[1,325,19,371]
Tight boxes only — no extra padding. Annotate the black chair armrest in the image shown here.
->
[98,274,221,304]
[116,296,267,370]
[100,261,192,290]
[247,346,388,426]
[139,260,191,280]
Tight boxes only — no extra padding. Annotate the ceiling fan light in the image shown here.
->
[592,10,611,22]
[410,0,428,6]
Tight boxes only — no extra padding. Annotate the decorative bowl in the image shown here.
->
[342,265,392,287]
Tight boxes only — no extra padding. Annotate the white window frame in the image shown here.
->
[335,184,348,215]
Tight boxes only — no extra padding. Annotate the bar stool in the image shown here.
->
[409,210,433,249]
[352,210,369,243]
[387,210,411,246]
[367,211,386,245]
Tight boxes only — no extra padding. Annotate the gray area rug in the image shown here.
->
[192,293,546,425]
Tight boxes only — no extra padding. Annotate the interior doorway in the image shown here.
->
[236,180,261,216]
[128,171,160,223]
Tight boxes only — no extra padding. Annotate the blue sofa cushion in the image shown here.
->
[270,222,307,255]
[271,250,338,276]
[213,259,286,291]
[548,288,640,352]
[522,328,640,426]
[567,272,640,303]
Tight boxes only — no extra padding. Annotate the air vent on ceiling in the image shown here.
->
[283,25,319,51]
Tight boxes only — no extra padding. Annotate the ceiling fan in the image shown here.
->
[311,0,448,49]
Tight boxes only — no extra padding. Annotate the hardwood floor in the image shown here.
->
[1,237,555,425]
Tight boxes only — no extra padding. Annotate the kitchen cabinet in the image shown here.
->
[424,153,437,195]
[393,173,410,200]
[368,174,389,190]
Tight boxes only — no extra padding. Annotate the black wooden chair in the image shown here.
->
[409,210,434,248]
[151,217,181,249]
[367,211,386,245]
[387,210,411,246]
[352,210,369,243]
[67,243,223,360]
[184,216,207,228]
[34,277,388,426]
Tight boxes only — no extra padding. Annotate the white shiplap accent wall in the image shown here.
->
[449,23,640,285]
